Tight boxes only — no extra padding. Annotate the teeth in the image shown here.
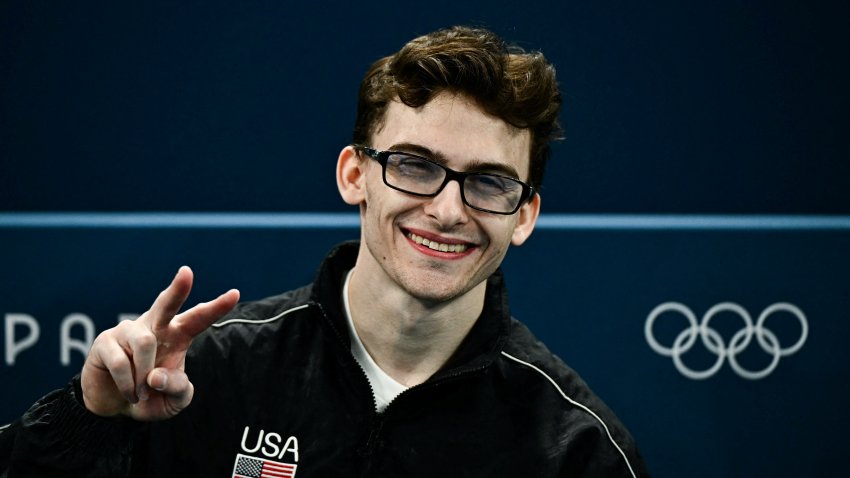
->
[408,232,468,253]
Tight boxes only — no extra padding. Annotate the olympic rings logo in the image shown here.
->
[645,302,808,380]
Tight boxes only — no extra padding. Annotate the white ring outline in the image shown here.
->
[645,302,808,380]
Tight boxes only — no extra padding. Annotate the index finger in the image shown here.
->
[146,266,194,330]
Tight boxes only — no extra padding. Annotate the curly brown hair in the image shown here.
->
[352,26,563,191]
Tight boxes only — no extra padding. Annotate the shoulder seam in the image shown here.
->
[500,351,638,478]
[212,303,312,328]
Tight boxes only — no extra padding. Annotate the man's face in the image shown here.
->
[343,92,540,304]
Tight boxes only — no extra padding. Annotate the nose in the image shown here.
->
[423,180,469,227]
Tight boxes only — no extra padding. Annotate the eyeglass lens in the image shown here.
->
[384,153,524,213]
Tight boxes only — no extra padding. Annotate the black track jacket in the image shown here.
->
[0,242,649,477]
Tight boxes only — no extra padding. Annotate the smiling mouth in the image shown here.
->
[407,231,470,253]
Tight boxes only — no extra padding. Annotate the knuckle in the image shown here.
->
[130,330,158,351]
[110,319,143,339]
[114,318,138,332]
[103,354,130,375]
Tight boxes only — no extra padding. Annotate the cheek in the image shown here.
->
[361,188,407,243]
[367,188,423,224]
[482,217,518,246]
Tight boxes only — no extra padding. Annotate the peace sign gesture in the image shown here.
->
[80,267,239,420]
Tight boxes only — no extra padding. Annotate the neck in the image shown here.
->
[346,265,486,388]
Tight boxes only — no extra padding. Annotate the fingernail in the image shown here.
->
[152,372,168,391]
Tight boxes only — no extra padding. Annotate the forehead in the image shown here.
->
[372,92,531,178]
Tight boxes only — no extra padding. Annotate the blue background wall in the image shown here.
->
[2,1,849,477]
[2,1,848,214]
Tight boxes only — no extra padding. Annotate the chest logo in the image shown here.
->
[233,426,299,477]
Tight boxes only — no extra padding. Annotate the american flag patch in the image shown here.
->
[231,453,297,478]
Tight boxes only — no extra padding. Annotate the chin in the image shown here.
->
[400,273,480,304]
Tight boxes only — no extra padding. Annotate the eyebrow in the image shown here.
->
[388,142,522,179]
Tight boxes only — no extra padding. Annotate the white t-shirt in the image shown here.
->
[343,270,408,412]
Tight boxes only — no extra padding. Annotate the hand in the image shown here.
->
[80,266,239,420]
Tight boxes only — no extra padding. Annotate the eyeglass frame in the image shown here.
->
[353,144,536,215]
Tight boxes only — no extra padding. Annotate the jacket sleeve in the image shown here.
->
[0,376,144,478]
[556,419,651,478]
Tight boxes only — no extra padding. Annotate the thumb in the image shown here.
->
[147,368,195,414]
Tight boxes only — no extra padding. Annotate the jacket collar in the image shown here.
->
[309,241,512,377]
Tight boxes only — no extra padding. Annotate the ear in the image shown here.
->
[337,146,366,205]
[511,193,541,246]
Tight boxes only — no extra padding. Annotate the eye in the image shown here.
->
[468,174,521,195]
[388,154,442,178]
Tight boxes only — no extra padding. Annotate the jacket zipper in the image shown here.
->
[312,300,492,460]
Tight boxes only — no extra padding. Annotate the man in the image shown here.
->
[0,26,648,477]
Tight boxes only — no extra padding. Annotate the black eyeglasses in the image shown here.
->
[354,145,535,215]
